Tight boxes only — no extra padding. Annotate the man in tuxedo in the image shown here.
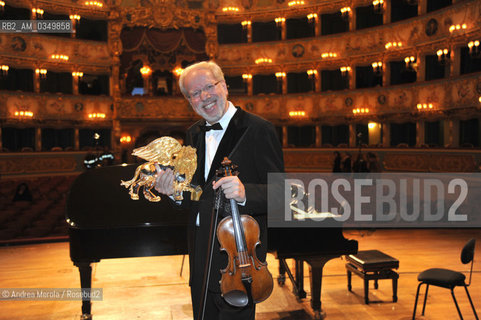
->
[154,61,284,320]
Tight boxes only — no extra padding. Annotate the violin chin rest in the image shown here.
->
[223,290,249,308]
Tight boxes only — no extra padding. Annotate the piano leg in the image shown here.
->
[306,255,340,320]
[294,259,306,299]
[277,258,286,286]
[74,261,93,320]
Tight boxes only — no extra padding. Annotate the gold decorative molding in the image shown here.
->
[1,92,113,122]
[0,156,78,175]
[284,150,333,172]
[383,153,478,172]
[10,0,110,18]
[282,148,481,173]
[0,34,112,73]
[217,0,481,72]
[117,97,198,120]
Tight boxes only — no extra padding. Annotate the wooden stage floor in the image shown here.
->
[0,229,480,320]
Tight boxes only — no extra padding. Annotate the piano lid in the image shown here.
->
[66,164,189,229]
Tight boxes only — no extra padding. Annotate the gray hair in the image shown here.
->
[178,61,225,98]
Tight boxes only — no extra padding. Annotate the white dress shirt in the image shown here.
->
[196,102,237,226]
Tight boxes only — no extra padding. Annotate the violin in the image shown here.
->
[215,157,273,307]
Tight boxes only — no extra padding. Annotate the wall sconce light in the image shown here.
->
[275,17,285,27]
[340,7,351,18]
[32,8,44,18]
[0,65,9,76]
[368,122,380,129]
[0,1,5,11]
[72,71,83,78]
[173,67,183,77]
[140,66,152,76]
[255,58,273,64]
[120,135,132,144]
[88,113,106,119]
[242,73,252,81]
[84,1,104,8]
[449,23,467,33]
[241,20,251,28]
[307,13,318,23]
[35,68,47,79]
[385,42,402,49]
[50,54,69,61]
[275,72,286,79]
[352,108,370,114]
[222,7,240,12]
[340,66,351,76]
[372,0,384,13]
[307,69,317,77]
[288,0,304,6]
[436,49,450,64]
[321,52,337,59]
[468,40,480,58]
[372,61,383,74]
[14,111,34,118]
[416,103,434,111]
[404,56,417,71]
[289,111,306,117]
[69,14,81,21]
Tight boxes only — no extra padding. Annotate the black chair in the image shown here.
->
[412,238,478,320]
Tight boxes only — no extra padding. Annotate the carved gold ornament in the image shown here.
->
[121,136,202,202]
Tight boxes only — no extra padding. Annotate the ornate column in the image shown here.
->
[312,14,320,37]
[349,67,355,90]
[382,123,390,147]
[383,1,391,25]
[416,120,425,147]
[108,7,123,158]
[74,128,79,151]
[282,126,288,148]
[205,12,219,60]
[418,0,427,15]
[34,71,41,93]
[246,22,252,43]
[382,60,389,86]
[35,127,42,151]
[73,74,79,95]
[417,54,426,82]
[450,47,461,77]
[349,123,356,147]
[444,119,459,148]
[315,125,322,147]
[247,77,253,96]
[349,9,356,31]
[279,19,286,41]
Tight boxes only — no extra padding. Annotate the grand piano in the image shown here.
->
[66,164,357,319]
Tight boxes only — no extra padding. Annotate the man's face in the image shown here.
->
[184,68,229,124]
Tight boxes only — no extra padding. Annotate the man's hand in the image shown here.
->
[154,164,175,196]
[213,176,246,203]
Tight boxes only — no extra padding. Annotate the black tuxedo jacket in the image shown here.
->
[183,107,284,306]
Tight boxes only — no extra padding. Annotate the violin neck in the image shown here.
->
[229,199,247,253]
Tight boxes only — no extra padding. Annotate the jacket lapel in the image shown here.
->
[190,122,207,186]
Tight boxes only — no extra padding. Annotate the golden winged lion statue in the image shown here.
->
[120,136,202,202]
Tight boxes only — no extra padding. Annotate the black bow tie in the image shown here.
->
[200,122,223,132]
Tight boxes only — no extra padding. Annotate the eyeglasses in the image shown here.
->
[188,81,221,100]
